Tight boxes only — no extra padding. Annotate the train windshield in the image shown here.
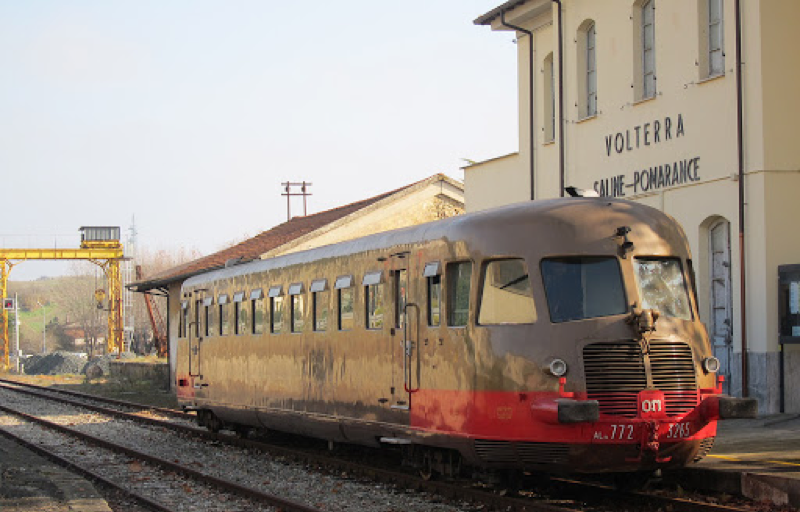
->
[634,258,692,320]
[541,257,627,323]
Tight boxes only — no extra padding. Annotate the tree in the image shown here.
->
[51,262,106,357]
[127,245,203,355]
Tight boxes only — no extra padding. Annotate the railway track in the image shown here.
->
[0,379,768,512]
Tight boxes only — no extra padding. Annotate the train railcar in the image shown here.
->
[176,198,756,477]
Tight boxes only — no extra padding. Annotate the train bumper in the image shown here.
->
[698,395,759,421]
[531,398,600,424]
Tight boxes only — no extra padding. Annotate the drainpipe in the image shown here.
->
[500,10,535,201]
[734,0,749,398]
[552,0,565,197]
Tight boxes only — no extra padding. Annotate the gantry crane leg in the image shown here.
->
[103,260,123,354]
[1,261,8,369]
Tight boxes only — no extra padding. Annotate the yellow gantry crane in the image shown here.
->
[0,227,125,369]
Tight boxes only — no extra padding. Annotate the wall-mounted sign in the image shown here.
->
[594,157,701,197]
[605,114,685,157]
[593,114,701,198]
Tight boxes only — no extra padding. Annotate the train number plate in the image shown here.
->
[592,424,638,442]
[665,421,693,439]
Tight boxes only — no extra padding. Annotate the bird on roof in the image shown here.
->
[565,186,600,198]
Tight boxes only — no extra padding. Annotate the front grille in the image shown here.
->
[474,440,570,466]
[583,340,698,418]
[584,341,646,417]
[650,340,699,415]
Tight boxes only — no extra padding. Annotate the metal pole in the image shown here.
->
[14,293,20,372]
[734,0,749,397]
[37,300,46,354]
[14,293,20,365]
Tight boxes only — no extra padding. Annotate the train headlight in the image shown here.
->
[702,356,721,374]
[547,358,568,377]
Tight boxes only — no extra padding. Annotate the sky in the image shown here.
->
[0,1,519,281]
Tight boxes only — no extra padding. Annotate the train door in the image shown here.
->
[188,299,202,377]
[390,252,420,412]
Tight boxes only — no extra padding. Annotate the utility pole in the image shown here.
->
[281,181,312,220]
[14,293,20,369]
[37,300,46,354]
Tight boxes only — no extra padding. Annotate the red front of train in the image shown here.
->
[403,207,757,474]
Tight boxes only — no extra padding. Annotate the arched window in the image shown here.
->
[708,0,724,75]
[633,0,656,100]
[543,53,555,142]
[699,0,725,78]
[642,0,656,98]
[577,20,597,118]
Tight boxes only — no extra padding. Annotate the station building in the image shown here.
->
[467,0,800,413]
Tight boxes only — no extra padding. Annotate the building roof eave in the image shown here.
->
[474,0,531,26]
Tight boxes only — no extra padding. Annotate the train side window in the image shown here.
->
[269,286,283,334]
[311,279,329,332]
[180,301,188,338]
[393,269,407,328]
[194,300,202,338]
[218,294,230,336]
[423,262,441,326]
[203,297,215,337]
[233,292,247,335]
[364,271,385,330]
[335,275,354,331]
[478,259,536,325]
[446,261,472,327]
[250,289,265,335]
[289,283,304,333]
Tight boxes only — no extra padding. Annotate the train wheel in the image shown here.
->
[201,410,222,434]
[234,426,251,439]
[499,470,523,495]
[419,452,434,481]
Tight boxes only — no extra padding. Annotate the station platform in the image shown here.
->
[677,413,800,508]
[0,434,112,512]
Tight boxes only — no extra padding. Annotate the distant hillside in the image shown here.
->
[6,275,102,355]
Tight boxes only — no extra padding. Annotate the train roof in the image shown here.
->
[183,197,688,290]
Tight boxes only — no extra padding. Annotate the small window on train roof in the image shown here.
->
[288,283,304,295]
[362,271,383,286]
[233,292,245,303]
[218,294,230,305]
[423,261,440,277]
[310,279,327,293]
[541,257,627,323]
[335,275,353,289]
[203,297,214,306]
[268,286,282,298]
[250,288,264,300]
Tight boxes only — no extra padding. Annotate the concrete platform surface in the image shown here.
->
[679,414,800,508]
[0,434,112,512]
